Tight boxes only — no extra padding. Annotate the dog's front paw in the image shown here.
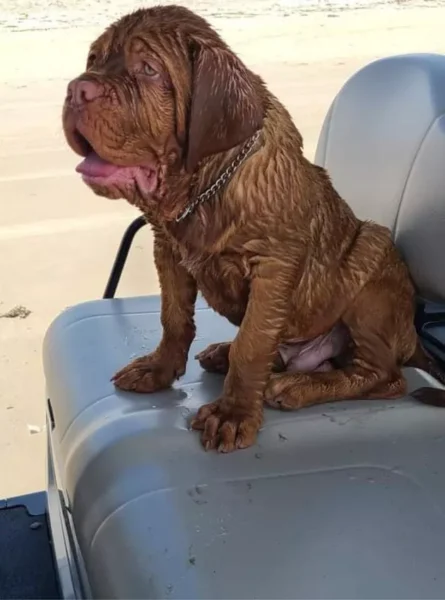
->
[191,397,262,453]
[195,342,231,374]
[112,353,182,393]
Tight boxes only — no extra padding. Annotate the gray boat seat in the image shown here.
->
[315,53,445,303]
[45,54,445,600]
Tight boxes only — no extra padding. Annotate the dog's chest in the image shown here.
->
[179,248,250,325]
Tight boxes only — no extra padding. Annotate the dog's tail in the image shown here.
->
[404,339,445,406]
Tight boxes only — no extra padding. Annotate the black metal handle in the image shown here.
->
[103,216,148,299]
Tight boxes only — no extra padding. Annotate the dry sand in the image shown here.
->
[1,1,445,497]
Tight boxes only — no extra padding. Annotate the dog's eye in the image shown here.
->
[143,62,158,77]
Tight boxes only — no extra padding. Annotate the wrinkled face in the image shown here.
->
[62,6,264,218]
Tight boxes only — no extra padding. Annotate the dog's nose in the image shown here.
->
[66,79,101,106]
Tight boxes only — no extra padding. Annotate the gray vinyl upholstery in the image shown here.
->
[315,53,445,303]
[45,297,445,600]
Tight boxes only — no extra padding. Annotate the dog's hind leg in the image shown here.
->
[265,280,411,410]
[264,369,407,409]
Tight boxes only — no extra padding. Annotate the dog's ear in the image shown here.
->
[185,43,264,173]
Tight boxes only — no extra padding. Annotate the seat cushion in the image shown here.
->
[315,53,445,302]
[44,296,445,599]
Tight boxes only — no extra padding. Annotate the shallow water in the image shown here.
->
[0,0,443,32]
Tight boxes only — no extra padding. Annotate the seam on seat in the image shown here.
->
[59,377,204,444]
[323,94,339,167]
[88,461,417,554]
[60,392,115,444]
[393,113,444,238]
[315,94,338,167]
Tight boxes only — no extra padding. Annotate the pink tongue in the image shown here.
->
[76,152,120,178]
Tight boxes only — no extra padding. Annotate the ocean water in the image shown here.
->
[0,0,442,32]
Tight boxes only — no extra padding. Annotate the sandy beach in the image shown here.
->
[1,0,445,497]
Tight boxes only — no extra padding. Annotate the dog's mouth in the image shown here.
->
[72,129,158,197]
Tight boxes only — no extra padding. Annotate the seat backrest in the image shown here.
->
[315,53,445,303]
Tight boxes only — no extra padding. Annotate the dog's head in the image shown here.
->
[62,5,264,217]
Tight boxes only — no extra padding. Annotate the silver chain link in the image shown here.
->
[175,130,261,222]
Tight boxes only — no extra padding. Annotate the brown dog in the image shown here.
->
[63,5,445,453]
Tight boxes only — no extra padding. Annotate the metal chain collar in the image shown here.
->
[175,129,261,223]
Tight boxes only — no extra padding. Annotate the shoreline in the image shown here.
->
[1,0,444,33]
